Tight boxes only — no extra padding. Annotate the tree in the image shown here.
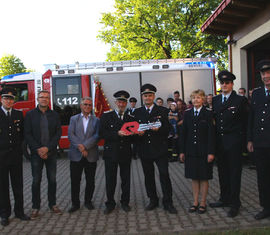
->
[0,54,27,78]
[98,0,228,70]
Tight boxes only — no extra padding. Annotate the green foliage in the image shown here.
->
[98,0,228,70]
[0,54,27,79]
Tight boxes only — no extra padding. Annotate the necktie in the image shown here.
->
[119,112,123,120]
[223,96,227,103]
[267,90,270,97]
[7,111,12,123]
[147,108,151,114]
[195,110,198,117]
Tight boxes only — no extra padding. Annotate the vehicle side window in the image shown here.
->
[53,76,81,126]
[8,84,28,102]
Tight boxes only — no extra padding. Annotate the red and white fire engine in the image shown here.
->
[0,58,216,156]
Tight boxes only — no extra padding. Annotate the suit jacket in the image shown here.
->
[134,104,170,159]
[24,107,62,155]
[99,110,134,162]
[68,113,100,162]
[0,107,24,165]
[179,106,215,157]
[212,90,248,150]
[248,87,270,148]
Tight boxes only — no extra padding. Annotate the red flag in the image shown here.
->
[94,81,111,118]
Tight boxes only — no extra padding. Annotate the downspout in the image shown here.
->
[228,34,233,73]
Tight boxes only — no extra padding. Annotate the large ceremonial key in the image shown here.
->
[121,121,162,135]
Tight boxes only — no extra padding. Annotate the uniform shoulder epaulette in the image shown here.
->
[103,110,113,114]
[206,107,212,111]
[253,87,261,91]
[185,108,192,111]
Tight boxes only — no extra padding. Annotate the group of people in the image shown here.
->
[1,60,270,228]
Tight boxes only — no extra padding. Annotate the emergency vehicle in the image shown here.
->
[0,58,217,156]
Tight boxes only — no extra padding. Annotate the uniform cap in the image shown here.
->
[256,59,270,72]
[141,83,157,94]
[129,97,137,103]
[218,70,236,82]
[113,90,130,101]
[0,87,15,99]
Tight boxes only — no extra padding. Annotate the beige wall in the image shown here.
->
[231,19,270,91]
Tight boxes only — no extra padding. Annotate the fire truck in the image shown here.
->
[0,58,216,156]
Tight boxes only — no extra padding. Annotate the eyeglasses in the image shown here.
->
[220,81,232,85]
[38,96,49,99]
[83,103,92,106]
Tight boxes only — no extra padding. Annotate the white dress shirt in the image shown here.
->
[81,113,91,134]
[222,92,232,103]
[145,104,154,113]
[1,106,12,116]
[193,106,202,116]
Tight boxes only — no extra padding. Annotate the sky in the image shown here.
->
[0,0,115,72]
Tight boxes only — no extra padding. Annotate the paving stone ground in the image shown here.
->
[0,156,269,234]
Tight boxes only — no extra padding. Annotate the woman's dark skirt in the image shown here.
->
[185,155,213,180]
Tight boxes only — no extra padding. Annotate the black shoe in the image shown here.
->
[254,209,270,220]
[121,204,131,212]
[209,200,230,208]
[68,206,80,213]
[145,201,159,211]
[104,207,114,215]
[227,208,239,218]
[15,214,30,221]
[164,204,177,214]
[1,217,9,226]
[85,202,94,210]
[198,206,207,214]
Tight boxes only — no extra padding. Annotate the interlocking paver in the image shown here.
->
[0,157,269,234]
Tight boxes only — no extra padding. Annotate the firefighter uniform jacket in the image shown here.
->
[248,87,270,148]
[0,107,24,165]
[212,90,248,150]
[99,110,134,162]
[179,106,215,157]
[134,104,170,159]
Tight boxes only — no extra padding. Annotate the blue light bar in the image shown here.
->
[185,61,215,68]
[2,72,30,80]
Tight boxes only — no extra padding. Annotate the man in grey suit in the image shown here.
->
[68,97,100,213]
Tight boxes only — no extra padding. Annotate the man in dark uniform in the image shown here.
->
[134,84,177,214]
[99,90,134,214]
[210,71,248,217]
[127,97,137,116]
[247,59,270,220]
[127,97,138,159]
[0,87,30,226]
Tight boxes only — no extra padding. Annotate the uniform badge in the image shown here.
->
[14,120,21,123]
